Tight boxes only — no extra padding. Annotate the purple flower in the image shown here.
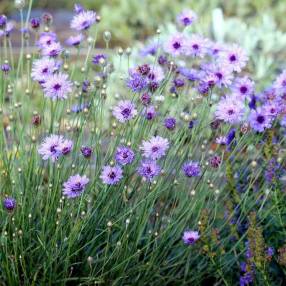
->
[137,160,161,181]
[140,136,169,160]
[1,63,11,74]
[140,41,159,57]
[231,77,255,99]
[140,92,151,105]
[37,32,57,48]
[115,146,135,165]
[145,105,157,120]
[71,10,96,31]
[249,108,272,132]
[226,129,236,145]
[100,165,123,185]
[164,117,176,130]
[74,3,84,14]
[178,67,200,81]
[263,101,280,118]
[182,161,201,177]
[221,44,248,72]
[148,66,164,82]
[184,34,207,58]
[182,230,200,245]
[92,54,107,65]
[38,134,68,162]
[60,139,73,155]
[66,34,84,47]
[63,174,89,198]
[215,96,245,124]
[81,146,93,158]
[112,100,137,123]
[41,42,63,57]
[216,136,227,145]
[43,73,72,100]
[206,41,225,57]
[0,15,7,29]
[30,17,41,29]
[209,155,221,168]
[177,9,197,26]
[204,63,233,87]
[31,57,59,83]
[164,33,186,57]
[126,70,148,92]
[3,197,16,211]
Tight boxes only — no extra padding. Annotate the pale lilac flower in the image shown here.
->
[137,160,161,181]
[43,73,72,100]
[41,42,63,57]
[184,34,207,58]
[177,9,197,26]
[216,136,227,145]
[66,34,84,47]
[182,161,201,177]
[63,174,89,198]
[71,10,96,31]
[74,3,84,14]
[60,139,73,155]
[221,44,248,72]
[113,100,137,123]
[148,66,164,82]
[100,165,123,185]
[140,136,169,160]
[37,32,57,48]
[215,96,245,124]
[164,33,186,57]
[115,146,135,166]
[140,41,159,57]
[274,70,286,95]
[248,107,272,132]
[31,57,59,83]
[182,230,200,245]
[263,101,281,118]
[204,63,233,87]
[231,77,255,99]
[38,134,64,162]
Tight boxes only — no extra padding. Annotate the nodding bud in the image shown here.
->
[103,31,111,43]
[42,13,53,26]
[15,0,25,9]
[30,18,41,29]
[32,114,41,126]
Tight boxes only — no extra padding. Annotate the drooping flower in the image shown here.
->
[66,34,84,47]
[137,160,161,181]
[215,96,245,124]
[248,108,272,132]
[221,44,248,72]
[182,230,200,245]
[112,100,137,123]
[115,146,135,166]
[63,174,89,198]
[31,57,59,83]
[71,10,96,31]
[140,136,169,160]
[100,165,123,185]
[164,33,186,57]
[177,9,197,26]
[38,135,65,162]
[3,197,16,211]
[1,63,11,74]
[42,73,72,100]
[182,161,201,177]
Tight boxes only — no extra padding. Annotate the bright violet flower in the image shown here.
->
[3,197,16,211]
[182,161,201,177]
[248,107,272,132]
[182,230,200,245]
[215,96,245,124]
[115,146,135,166]
[43,73,72,100]
[71,10,96,31]
[100,165,123,185]
[137,160,161,181]
[112,100,137,123]
[140,136,169,160]
[63,174,89,198]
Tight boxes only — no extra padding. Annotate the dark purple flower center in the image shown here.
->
[188,237,195,243]
[146,166,152,174]
[53,83,61,91]
[228,109,234,115]
[216,72,223,80]
[183,17,191,25]
[72,182,83,192]
[122,152,128,159]
[192,44,199,50]
[50,144,58,153]
[121,108,131,118]
[257,115,265,124]
[173,41,181,50]
[282,79,286,87]
[81,20,90,30]
[240,86,248,94]
[152,146,159,152]
[229,54,237,62]
[42,67,48,74]
[109,171,116,179]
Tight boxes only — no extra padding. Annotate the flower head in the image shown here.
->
[43,73,72,100]
[66,34,84,47]
[71,10,96,31]
[112,100,137,123]
[81,146,93,158]
[177,9,197,26]
[248,107,272,132]
[37,32,57,48]
[100,165,123,185]
[31,57,59,83]
[137,160,161,181]
[126,70,148,92]
[63,174,89,198]
[3,197,16,211]
[274,70,286,95]
[182,230,200,245]
[164,117,176,130]
[231,77,255,99]
[182,161,201,177]
[115,146,135,166]
[164,33,186,57]
[140,136,169,160]
[184,34,207,58]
